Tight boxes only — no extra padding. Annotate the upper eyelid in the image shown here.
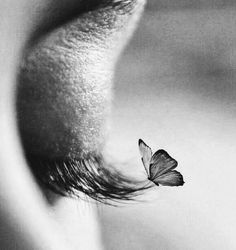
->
[18,0,144,163]
[19,0,145,202]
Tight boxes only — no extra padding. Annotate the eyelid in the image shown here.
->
[18,0,147,203]
[18,0,146,160]
[26,153,150,204]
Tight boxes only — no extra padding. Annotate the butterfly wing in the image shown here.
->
[152,170,184,186]
[138,139,152,176]
[150,150,178,180]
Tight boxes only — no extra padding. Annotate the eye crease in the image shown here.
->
[17,0,147,202]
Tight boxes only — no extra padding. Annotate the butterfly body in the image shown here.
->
[139,139,184,187]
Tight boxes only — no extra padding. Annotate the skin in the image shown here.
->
[17,1,146,159]
[1,1,236,250]
[102,5,236,250]
[0,0,146,249]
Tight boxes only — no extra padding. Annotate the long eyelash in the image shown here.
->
[26,154,150,205]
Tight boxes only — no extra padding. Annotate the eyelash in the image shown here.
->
[22,0,143,204]
[26,153,150,205]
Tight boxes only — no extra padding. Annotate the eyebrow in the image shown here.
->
[26,153,149,204]
[100,0,137,10]
[30,0,139,45]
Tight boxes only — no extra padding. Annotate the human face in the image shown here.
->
[0,0,146,249]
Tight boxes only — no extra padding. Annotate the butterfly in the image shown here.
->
[139,139,184,187]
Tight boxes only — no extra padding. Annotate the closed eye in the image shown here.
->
[17,0,147,204]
